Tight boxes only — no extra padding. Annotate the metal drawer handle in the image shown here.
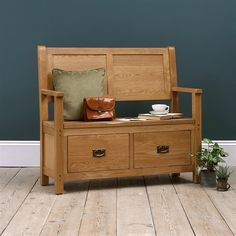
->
[157,145,169,154]
[92,148,106,158]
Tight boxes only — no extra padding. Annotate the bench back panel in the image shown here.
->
[38,47,178,101]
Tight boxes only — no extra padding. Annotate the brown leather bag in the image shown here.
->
[83,97,116,121]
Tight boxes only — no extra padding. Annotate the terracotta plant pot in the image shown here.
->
[217,178,231,191]
[200,170,216,187]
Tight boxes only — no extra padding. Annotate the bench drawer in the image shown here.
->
[134,131,192,168]
[68,134,129,172]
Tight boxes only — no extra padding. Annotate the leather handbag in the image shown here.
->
[83,97,116,121]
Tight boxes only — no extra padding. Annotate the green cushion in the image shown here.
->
[52,68,105,120]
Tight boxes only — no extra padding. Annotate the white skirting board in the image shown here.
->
[0,140,236,167]
[0,141,40,167]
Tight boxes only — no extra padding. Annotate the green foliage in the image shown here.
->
[196,138,229,173]
[216,164,232,180]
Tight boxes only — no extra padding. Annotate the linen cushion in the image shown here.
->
[52,68,105,120]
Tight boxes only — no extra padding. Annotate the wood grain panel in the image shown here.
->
[46,54,107,91]
[110,54,171,100]
[113,54,163,66]
[39,47,174,99]
[44,134,55,172]
[46,47,167,55]
[64,165,193,181]
[63,124,194,137]
[134,131,192,168]
[111,66,166,99]
[62,118,195,129]
[68,134,129,172]
[52,55,106,70]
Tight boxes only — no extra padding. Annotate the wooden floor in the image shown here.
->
[1,168,236,236]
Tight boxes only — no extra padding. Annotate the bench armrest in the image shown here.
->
[41,89,64,97]
[171,86,202,120]
[40,89,64,125]
[172,87,202,94]
[172,86,202,181]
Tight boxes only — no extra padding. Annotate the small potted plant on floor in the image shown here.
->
[216,164,232,191]
[196,138,228,187]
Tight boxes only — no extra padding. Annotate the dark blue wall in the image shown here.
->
[0,0,236,140]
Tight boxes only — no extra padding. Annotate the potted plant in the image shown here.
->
[216,164,232,191]
[196,138,228,187]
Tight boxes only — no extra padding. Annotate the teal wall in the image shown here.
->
[0,0,235,140]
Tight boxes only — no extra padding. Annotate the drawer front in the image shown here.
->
[68,134,129,172]
[134,131,192,168]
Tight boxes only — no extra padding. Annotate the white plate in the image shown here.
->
[149,110,169,115]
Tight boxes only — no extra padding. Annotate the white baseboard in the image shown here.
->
[0,140,236,167]
[0,141,40,167]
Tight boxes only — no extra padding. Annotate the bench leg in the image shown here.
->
[54,96,64,194]
[193,170,200,184]
[40,173,49,186]
[54,175,64,194]
[40,150,49,186]
[40,134,49,186]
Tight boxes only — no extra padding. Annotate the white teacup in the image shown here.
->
[152,104,169,113]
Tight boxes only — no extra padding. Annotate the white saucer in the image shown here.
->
[149,110,169,115]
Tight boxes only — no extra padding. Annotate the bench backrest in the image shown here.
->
[38,46,178,101]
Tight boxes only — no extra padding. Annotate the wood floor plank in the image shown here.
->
[204,185,236,235]
[1,168,236,236]
[78,179,117,236]
[2,180,56,236]
[0,168,20,191]
[206,166,236,235]
[0,168,39,235]
[40,181,89,236]
[172,177,234,236]
[145,175,194,236]
[117,177,155,236]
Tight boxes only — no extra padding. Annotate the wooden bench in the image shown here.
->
[38,46,202,194]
